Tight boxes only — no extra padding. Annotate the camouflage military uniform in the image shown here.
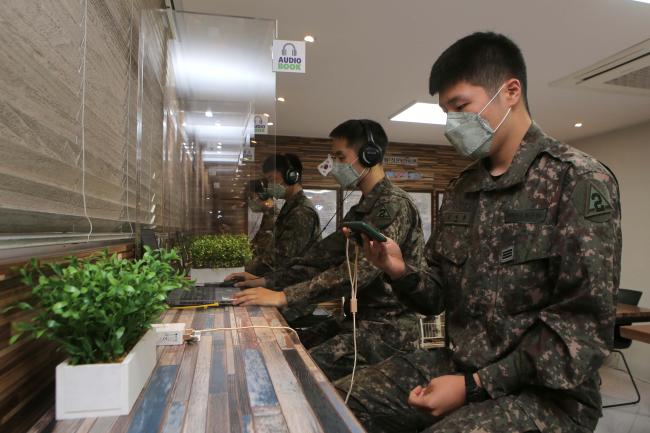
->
[270,190,321,271]
[336,123,622,433]
[264,177,426,380]
[245,208,276,275]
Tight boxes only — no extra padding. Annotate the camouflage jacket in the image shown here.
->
[245,209,276,275]
[271,189,321,270]
[266,177,426,323]
[390,123,621,432]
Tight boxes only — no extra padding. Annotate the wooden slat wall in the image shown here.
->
[0,242,135,433]
[0,1,208,236]
[210,135,470,234]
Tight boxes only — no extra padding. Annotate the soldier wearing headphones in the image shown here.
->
[259,153,321,272]
[243,178,277,276]
[231,119,426,381]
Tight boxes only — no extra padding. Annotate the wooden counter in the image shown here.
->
[51,306,364,433]
[616,303,650,324]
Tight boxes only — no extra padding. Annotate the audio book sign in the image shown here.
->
[253,114,268,134]
[273,40,306,73]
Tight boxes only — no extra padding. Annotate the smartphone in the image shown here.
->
[342,221,387,243]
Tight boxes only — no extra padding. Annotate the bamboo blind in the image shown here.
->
[0,1,209,243]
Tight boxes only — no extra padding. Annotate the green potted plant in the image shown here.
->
[189,234,252,283]
[4,247,191,420]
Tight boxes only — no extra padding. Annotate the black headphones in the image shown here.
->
[282,155,301,185]
[281,43,297,57]
[358,119,384,168]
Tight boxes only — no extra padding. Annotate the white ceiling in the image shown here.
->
[175,0,650,146]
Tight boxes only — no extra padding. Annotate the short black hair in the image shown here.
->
[329,119,389,154]
[429,32,529,111]
[262,153,304,183]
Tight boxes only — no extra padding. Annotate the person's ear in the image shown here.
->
[504,78,522,108]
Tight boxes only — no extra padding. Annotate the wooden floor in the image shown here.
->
[50,305,365,433]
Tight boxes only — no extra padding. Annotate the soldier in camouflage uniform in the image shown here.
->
[244,178,277,276]
[233,120,426,380]
[231,154,322,280]
[336,33,622,433]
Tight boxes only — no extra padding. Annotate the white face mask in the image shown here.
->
[444,82,511,160]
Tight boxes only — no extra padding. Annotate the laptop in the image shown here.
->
[166,281,240,307]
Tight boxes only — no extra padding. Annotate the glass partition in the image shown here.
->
[152,11,277,237]
[304,189,338,238]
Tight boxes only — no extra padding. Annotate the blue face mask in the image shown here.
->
[444,83,511,160]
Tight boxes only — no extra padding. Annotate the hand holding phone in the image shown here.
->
[341,221,387,243]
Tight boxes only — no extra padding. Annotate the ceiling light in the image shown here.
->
[277,97,285,102]
[267,122,274,126]
[390,102,447,125]
[632,0,650,4]
[304,35,315,43]
[205,110,213,117]
[263,113,270,117]
[251,140,257,144]
[574,122,583,128]
[182,122,186,126]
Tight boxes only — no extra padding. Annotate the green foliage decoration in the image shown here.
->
[4,247,192,365]
[189,234,252,268]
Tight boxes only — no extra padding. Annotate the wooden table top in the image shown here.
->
[620,325,650,345]
[616,303,650,323]
[51,305,365,433]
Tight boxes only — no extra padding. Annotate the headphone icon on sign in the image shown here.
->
[281,42,297,57]
[254,115,264,126]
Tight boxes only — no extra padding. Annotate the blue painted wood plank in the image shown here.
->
[283,349,357,433]
[228,376,241,433]
[234,347,251,414]
[160,401,186,433]
[206,394,229,433]
[242,349,278,407]
[210,340,227,395]
[125,365,178,433]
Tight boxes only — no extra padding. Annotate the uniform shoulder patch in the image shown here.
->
[573,178,614,222]
[585,182,613,218]
[370,201,400,229]
[377,205,392,219]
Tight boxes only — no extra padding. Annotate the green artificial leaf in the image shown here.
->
[8,247,190,364]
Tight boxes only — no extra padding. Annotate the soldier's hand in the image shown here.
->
[358,231,406,280]
[225,271,258,282]
[235,277,266,288]
[233,287,287,307]
[408,375,466,417]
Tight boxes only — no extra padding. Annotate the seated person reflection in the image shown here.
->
[243,178,276,276]
[230,120,427,380]
[232,153,321,278]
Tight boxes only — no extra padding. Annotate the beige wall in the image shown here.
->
[571,120,650,382]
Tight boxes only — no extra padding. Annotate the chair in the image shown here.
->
[603,288,643,409]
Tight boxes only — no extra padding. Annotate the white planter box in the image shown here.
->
[55,329,157,420]
[190,267,245,284]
